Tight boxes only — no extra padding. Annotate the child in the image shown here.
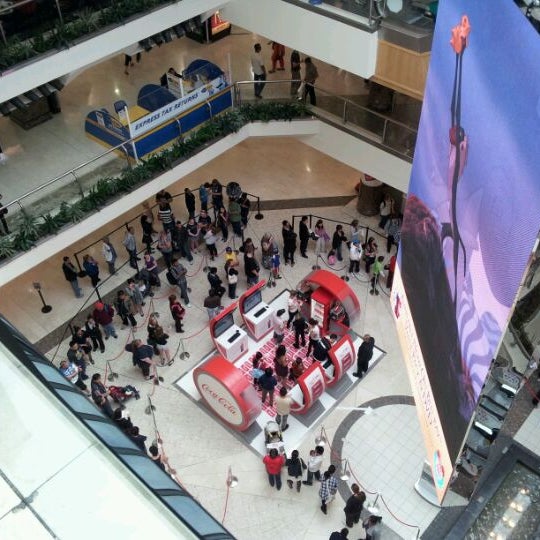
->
[327,249,337,266]
[271,248,282,279]
[370,255,385,295]
[289,357,305,383]
[203,226,218,261]
[251,352,264,388]
[273,309,286,344]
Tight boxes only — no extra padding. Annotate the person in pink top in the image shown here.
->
[263,448,285,490]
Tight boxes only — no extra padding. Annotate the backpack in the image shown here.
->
[166,270,177,285]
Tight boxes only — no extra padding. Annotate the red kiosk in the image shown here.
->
[323,334,356,386]
[209,303,248,362]
[298,270,361,334]
[238,281,275,340]
[193,356,261,431]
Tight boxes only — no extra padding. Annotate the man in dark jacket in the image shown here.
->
[173,221,192,263]
[92,302,118,340]
[353,334,375,378]
[62,256,83,298]
[299,215,310,258]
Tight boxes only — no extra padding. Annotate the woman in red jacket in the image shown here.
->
[263,448,285,490]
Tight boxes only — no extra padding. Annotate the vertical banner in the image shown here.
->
[394,0,540,501]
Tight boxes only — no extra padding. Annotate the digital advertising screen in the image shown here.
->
[392,0,540,501]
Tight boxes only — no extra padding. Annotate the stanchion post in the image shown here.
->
[254,196,263,220]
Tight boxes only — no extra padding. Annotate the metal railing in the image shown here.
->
[233,79,417,159]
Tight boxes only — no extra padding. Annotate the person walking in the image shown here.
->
[299,215,310,258]
[303,57,319,105]
[62,256,83,298]
[263,448,285,490]
[83,254,100,287]
[101,236,117,275]
[170,258,191,306]
[292,312,307,349]
[154,326,173,366]
[290,49,302,96]
[286,450,306,492]
[370,255,385,295]
[275,386,293,431]
[319,466,338,514]
[353,334,375,378]
[344,483,366,528]
[251,43,266,98]
[123,226,139,269]
[363,516,383,540]
[303,445,324,485]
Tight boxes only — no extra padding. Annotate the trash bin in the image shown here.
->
[357,174,383,217]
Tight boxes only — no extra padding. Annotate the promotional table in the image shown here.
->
[239,281,275,340]
[209,303,248,362]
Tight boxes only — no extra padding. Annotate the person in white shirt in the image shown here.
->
[251,43,266,98]
[286,290,301,329]
[273,309,286,344]
[101,236,117,275]
[275,387,293,431]
[306,318,320,357]
[303,445,324,485]
[348,239,363,275]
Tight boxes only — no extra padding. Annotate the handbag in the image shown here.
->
[165,271,177,285]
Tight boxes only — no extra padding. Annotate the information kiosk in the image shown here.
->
[323,334,356,386]
[193,355,261,431]
[289,362,328,414]
[209,303,248,362]
[239,281,275,340]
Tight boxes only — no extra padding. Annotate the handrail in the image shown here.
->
[3,137,132,213]
[233,79,418,134]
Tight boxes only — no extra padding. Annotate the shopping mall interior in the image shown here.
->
[0,1,539,539]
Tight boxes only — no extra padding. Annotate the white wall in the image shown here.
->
[0,0,225,103]
[0,119,409,285]
[298,122,412,193]
[221,0,378,79]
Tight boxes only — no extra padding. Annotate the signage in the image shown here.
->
[195,372,244,426]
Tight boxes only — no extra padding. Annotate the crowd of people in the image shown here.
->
[56,181,397,538]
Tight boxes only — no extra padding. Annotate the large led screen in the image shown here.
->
[392,0,540,501]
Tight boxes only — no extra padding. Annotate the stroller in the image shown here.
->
[108,384,141,403]
[264,420,285,453]
[261,233,277,270]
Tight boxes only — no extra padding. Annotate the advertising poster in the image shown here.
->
[393,0,540,501]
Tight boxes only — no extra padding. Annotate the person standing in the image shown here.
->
[363,237,378,274]
[130,339,156,380]
[210,178,223,212]
[251,43,266,98]
[158,200,175,233]
[348,240,362,275]
[303,57,319,105]
[207,267,225,297]
[228,197,242,237]
[292,312,307,349]
[92,302,118,340]
[83,254,100,287]
[58,359,89,395]
[170,257,191,306]
[344,483,366,528]
[169,294,185,333]
[370,255,385,295]
[203,288,222,320]
[62,256,83,298]
[378,194,393,229]
[157,229,174,270]
[101,236,117,275]
[363,516,383,540]
[353,334,375,378]
[385,213,402,253]
[0,193,10,234]
[290,49,302,96]
[125,278,145,316]
[332,224,347,262]
[274,344,289,386]
[329,529,349,540]
[282,220,297,266]
[239,192,251,227]
[85,315,105,353]
[259,367,278,406]
[244,251,260,286]
[115,290,137,329]
[203,226,218,261]
[90,373,114,417]
[286,291,301,329]
[306,318,321,357]
[199,183,210,212]
[225,261,239,299]
[173,220,193,264]
[275,386,293,431]
[299,215,310,258]
[286,450,306,492]
[216,206,229,242]
[263,448,285,490]
[184,187,196,219]
[303,445,324,485]
[123,227,139,270]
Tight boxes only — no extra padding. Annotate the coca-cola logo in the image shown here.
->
[201,383,238,416]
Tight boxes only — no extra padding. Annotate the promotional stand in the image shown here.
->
[193,355,261,431]
[289,362,327,414]
[297,270,361,331]
[239,281,275,340]
[209,303,248,362]
[323,335,356,386]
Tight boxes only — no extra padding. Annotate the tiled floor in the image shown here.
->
[1,21,539,540]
